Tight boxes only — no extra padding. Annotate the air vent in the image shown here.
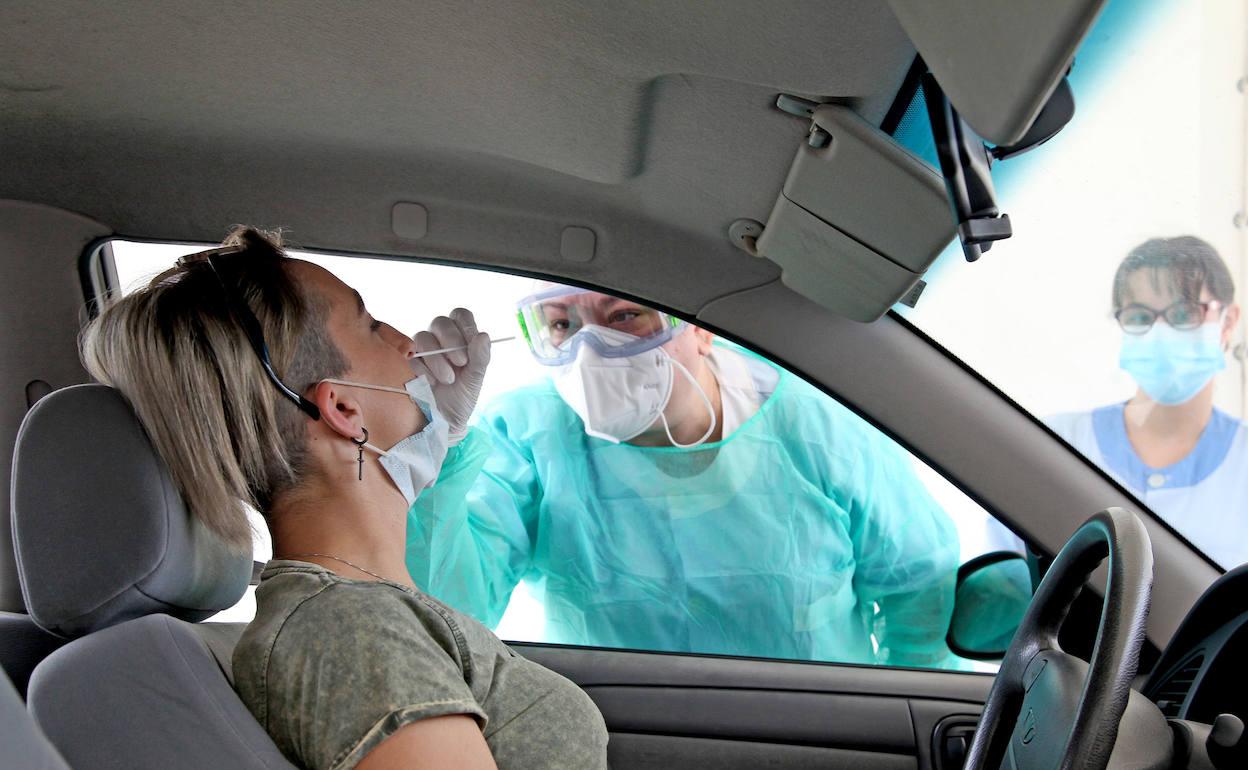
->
[1153,654,1204,717]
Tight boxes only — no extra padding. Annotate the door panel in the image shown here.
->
[514,644,991,770]
[591,687,914,751]
[608,734,917,770]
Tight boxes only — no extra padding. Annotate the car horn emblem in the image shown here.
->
[1022,708,1038,744]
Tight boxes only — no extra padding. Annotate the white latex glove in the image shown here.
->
[409,308,491,446]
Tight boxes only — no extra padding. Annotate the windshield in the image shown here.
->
[897,0,1247,570]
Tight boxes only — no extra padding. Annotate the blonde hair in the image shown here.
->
[81,228,348,551]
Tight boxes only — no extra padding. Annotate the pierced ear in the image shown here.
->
[309,381,365,441]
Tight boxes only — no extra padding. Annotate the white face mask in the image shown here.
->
[321,376,450,504]
[551,326,716,447]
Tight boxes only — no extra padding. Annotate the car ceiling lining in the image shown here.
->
[0,1,916,316]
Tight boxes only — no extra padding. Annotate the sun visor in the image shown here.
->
[885,0,1106,146]
[754,105,954,323]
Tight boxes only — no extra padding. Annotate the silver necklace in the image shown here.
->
[275,553,389,582]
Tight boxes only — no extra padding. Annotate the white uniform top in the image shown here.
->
[1046,404,1248,570]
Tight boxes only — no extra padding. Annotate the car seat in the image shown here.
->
[2,401,67,697]
[0,607,64,699]
[0,664,69,770]
[12,384,298,769]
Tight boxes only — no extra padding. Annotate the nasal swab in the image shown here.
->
[411,335,517,359]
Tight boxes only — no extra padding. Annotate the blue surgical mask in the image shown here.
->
[320,376,450,504]
[1118,322,1225,406]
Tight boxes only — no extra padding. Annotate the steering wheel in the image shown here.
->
[964,507,1153,770]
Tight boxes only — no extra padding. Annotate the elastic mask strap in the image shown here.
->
[321,378,412,457]
[321,378,410,396]
[659,357,717,449]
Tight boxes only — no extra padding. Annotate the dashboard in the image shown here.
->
[1145,564,1248,725]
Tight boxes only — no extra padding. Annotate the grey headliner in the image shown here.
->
[1,1,915,316]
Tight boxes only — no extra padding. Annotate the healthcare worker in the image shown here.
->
[405,284,960,667]
[1048,236,1248,568]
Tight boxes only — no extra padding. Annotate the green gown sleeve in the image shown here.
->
[405,421,541,629]
[844,429,960,668]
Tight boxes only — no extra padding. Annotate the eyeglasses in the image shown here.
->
[1114,300,1220,335]
[180,246,321,420]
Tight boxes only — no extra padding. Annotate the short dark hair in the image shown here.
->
[1112,236,1235,311]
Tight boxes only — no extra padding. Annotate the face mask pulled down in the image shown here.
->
[550,325,716,447]
[1119,322,1226,406]
[322,375,450,504]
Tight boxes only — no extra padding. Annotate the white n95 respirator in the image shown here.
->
[550,325,715,447]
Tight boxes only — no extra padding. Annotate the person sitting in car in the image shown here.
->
[80,228,608,770]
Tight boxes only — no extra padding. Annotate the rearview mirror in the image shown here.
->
[947,551,1034,660]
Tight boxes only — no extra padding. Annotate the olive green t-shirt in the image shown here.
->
[232,560,608,770]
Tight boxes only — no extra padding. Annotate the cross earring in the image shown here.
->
[351,428,369,481]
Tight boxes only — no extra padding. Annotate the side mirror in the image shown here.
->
[947,551,1034,660]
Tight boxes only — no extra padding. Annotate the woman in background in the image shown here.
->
[1048,236,1247,568]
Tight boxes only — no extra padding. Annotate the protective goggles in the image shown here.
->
[516,286,686,366]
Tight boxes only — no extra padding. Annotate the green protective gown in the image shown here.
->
[406,346,960,667]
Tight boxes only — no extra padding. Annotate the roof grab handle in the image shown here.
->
[749,104,955,323]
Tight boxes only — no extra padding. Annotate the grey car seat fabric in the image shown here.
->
[0,665,70,770]
[28,615,296,770]
[0,611,64,698]
[14,384,296,768]
[10,384,251,636]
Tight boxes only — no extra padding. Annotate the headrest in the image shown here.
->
[11,384,251,638]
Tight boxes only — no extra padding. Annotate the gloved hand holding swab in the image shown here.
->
[410,310,508,445]
[411,335,516,359]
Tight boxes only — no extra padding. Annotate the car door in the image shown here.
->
[517,644,990,770]
[102,243,1040,770]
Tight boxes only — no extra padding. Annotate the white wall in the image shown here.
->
[906,0,1248,420]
